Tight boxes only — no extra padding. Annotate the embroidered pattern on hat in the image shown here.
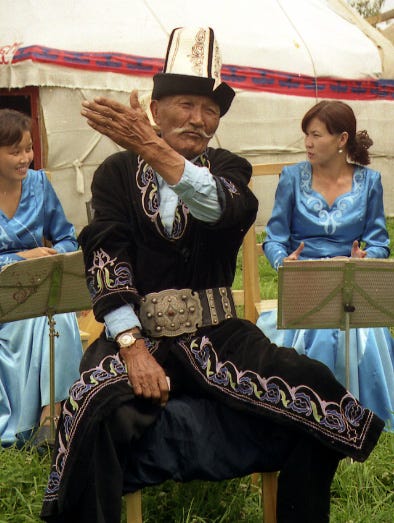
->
[190,28,206,77]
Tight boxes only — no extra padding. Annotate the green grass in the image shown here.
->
[1,435,393,522]
[1,219,394,522]
[0,446,50,523]
[330,433,394,523]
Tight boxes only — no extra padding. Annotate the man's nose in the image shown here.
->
[189,106,204,125]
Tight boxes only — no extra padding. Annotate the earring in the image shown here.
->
[338,148,343,154]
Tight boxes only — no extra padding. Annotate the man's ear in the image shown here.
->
[150,100,160,126]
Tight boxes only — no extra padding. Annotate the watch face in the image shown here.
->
[118,333,135,346]
[117,331,143,348]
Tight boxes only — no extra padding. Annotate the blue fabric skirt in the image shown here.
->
[0,313,83,446]
[257,309,394,432]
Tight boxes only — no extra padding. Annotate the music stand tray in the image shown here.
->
[0,250,92,441]
[277,258,394,389]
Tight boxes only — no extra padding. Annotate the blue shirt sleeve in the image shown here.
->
[169,159,222,222]
[104,303,142,339]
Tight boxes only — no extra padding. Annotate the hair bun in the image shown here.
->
[356,130,373,150]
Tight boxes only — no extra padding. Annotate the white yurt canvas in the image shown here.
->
[0,0,393,231]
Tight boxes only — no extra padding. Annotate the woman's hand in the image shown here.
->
[17,247,57,259]
[351,240,367,258]
[283,241,305,262]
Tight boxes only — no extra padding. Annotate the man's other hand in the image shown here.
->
[120,340,169,406]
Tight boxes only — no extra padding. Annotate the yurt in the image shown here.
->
[1,0,393,230]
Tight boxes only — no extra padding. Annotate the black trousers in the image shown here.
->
[43,399,339,523]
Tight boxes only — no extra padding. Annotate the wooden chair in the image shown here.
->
[77,309,103,347]
[232,162,292,322]
[79,162,291,522]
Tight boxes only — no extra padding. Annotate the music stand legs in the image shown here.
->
[47,312,59,442]
[343,304,355,392]
[344,311,350,391]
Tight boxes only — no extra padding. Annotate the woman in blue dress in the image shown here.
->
[257,100,394,431]
[0,109,83,446]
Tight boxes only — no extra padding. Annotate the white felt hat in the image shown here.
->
[152,27,235,116]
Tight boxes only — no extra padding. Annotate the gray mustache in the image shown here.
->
[172,127,214,139]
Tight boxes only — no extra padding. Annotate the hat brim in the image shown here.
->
[152,73,235,116]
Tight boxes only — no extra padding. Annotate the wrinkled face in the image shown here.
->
[304,117,346,166]
[0,130,33,182]
[151,94,221,159]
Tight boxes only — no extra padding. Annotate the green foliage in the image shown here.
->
[348,0,385,17]
[386,217,394,256]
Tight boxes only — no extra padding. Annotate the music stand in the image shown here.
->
[277,258,394,390]
[0,250,91,441]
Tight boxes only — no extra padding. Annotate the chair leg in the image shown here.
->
[250,472,260,488]
[262,472,278,523]
[125,490,142,523]
[124,476,276,522]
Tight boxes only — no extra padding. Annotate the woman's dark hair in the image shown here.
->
[0,108,32,147]
[301,100,373,165]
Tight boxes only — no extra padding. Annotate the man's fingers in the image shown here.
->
[81,105,108,128]
[129,90,141,110]
[91,96,123,113]
[123,349,169,403]
[85,118,113,139]
[91,95,141,121]
[132,382,144,397]
[82,98,121,121]
[158,375,170,406]
[131,376,169,404]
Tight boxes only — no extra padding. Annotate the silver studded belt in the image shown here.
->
[139,287,237,337]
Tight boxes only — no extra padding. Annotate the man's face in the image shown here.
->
[151,94,221,159]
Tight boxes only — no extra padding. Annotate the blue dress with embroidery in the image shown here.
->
[0,169,83,445]
[257,161,394,431]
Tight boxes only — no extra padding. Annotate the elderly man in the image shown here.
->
[41,27,383,523]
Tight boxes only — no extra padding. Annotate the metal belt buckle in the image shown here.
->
[140,288,203,337]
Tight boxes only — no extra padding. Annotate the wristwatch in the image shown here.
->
[116,331,144,349]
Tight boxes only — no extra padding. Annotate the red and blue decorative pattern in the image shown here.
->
[12,45,162,77]
[11,45,394,101]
